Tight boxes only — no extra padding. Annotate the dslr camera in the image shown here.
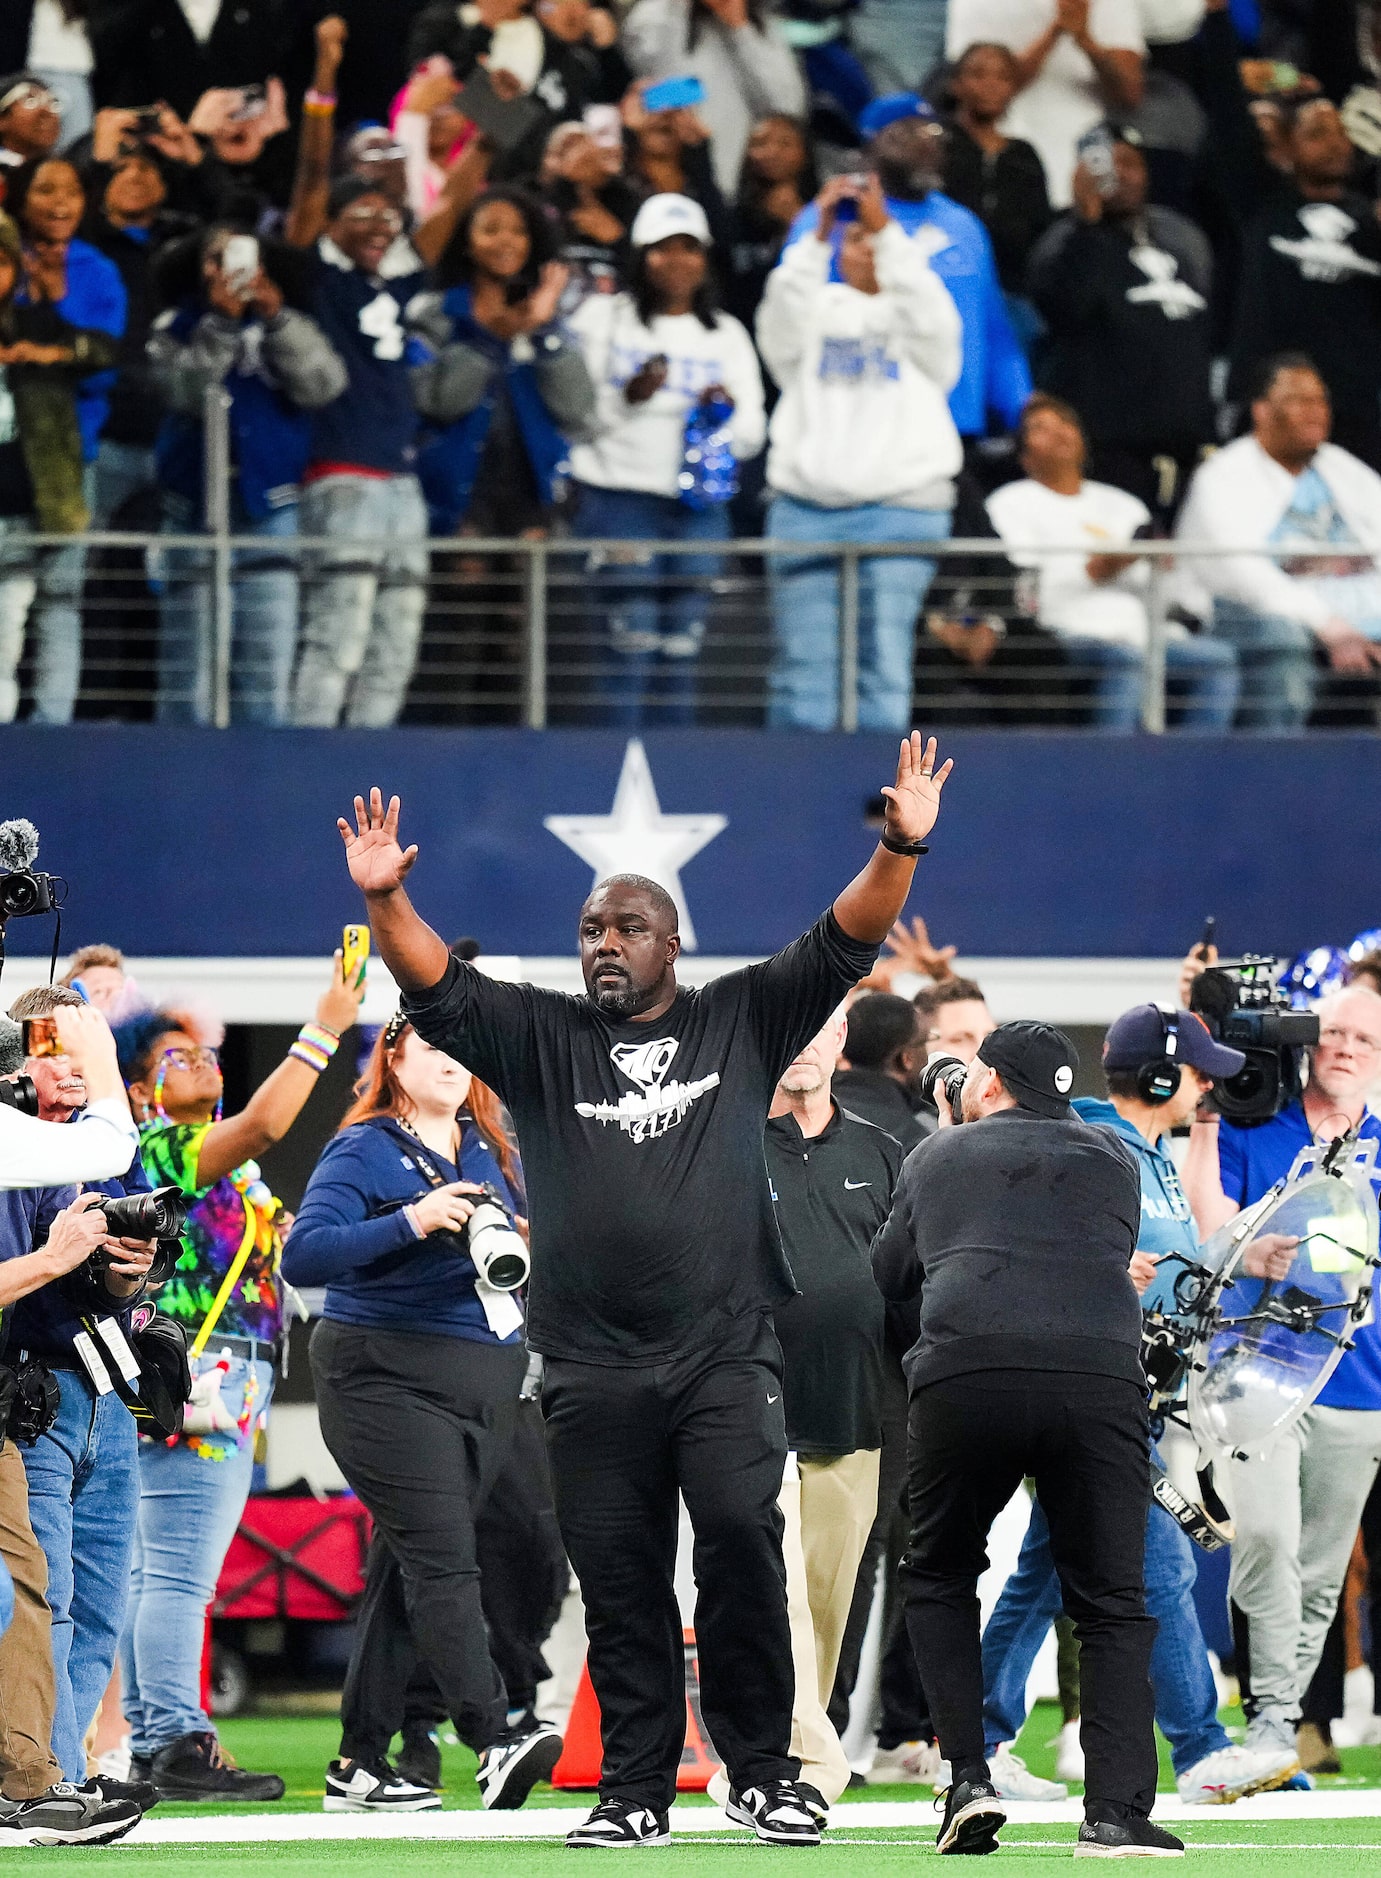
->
[64,1186,189,1314]
[1189,956,1320,1125]
[454,1186,529,1292]
[917,1052,967,1126]
[0,820,60,923]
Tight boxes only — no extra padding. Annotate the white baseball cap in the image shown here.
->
[630,193,711,249]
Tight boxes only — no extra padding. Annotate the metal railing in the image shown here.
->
[1,390,1366,732]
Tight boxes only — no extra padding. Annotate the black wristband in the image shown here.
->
[879,831,930,857]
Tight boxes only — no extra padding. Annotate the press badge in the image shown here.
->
[72,1330,114,1396]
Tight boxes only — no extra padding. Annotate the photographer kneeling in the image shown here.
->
[284,1016,562,1814]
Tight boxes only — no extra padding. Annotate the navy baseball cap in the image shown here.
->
[977,1021,1079,1118]
[858,92,939,141]
[1103,1004,1245,1079]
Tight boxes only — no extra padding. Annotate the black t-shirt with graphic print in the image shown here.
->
[402,910,878,1366]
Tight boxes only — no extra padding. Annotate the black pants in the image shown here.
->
[901,1369,1158,1816]
[310,1319,526,1758]
[541,1313,797,1812]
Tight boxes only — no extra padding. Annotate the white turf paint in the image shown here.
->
[102,1793,1381,1848]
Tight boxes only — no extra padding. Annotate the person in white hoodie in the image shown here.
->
[1176,353,1381,729]
[756,172,962,730]
[568,191,766,725]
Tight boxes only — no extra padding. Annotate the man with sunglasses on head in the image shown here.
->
[1183,980,1381,1781]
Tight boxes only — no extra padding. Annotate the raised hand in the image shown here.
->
[884,914,957,982]
[880,733,953,847]
[338,788,419,897]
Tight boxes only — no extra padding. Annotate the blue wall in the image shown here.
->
[2,727,1373,959]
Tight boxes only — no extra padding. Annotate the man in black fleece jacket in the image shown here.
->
[872,1020,1178,1862]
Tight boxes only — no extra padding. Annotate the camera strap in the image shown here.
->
[384,1122,525,1341]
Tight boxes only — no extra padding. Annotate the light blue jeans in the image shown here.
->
[1062,633,1241,732]
[121,1357,274,1757]
[981,1491,1228,1776]
[0,463,96,724]
[21,1371,140,1781]
[92,441,159,529]
[571,482,732,728]
[1207,600,1317,731]
[158,493,300,726]
[766,494,950,731]
[850,0,947,91]
[291,473,428,728]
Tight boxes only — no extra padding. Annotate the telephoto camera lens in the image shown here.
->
[917,1052,968,1124]
[101,1186,188,1242]
[0,1076,39,1117]
[465,1193,530,1292]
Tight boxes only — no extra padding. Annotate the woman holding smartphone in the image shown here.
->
[283,1016,563,1815]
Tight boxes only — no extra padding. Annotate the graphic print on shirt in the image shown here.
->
[818,337,900,383]
[1269,203,1381,283]
[574,1036,721,1142]
[1125,245,1206,319]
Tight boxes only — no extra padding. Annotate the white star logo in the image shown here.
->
[543,740,727,951]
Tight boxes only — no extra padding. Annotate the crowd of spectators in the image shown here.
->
[0,0,1379,728]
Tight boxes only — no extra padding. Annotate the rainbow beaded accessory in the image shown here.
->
[290,1021,340,1074]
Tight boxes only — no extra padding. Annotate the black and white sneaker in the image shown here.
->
[323,1758,442,1813]
[724,1780,822,1845]
[567,1797,671,1848]
[76,1773,159,1813]
[935,1778,1006,1855]
[1075,1816,1185,1860]
[794,1783,830,1829]
[476,1721,563,1810]
[0,1785,142,1846]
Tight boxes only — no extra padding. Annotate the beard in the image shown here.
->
[875,159,936,201]
[588,967,665,1019]
[780,1066,825,1096]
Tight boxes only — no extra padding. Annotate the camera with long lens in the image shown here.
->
[64,1186,189,1313]
[0,1076,37,1116]
[917,1052,968,1126]
[1189,956,1320,1125]
[460,1186,529,1292]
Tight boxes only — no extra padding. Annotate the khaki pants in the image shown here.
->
[782,1449,881,1801]
[0,1441,62,1798]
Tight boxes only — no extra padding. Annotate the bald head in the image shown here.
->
[578,876,681,1019]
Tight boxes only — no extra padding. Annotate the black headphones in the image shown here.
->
[1136,1006,1183,1105]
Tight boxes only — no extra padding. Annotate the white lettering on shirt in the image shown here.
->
[1125,245,1206,319]
[574,1035,721,1143]
[1269,203,1381,284]
[358,291,405,360]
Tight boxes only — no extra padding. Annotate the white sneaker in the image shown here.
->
[1054,1719,1085,1783]
[475,1723,563,1810]
[989,1743,1068,1801]
[869,1740,950,1789]
[1176,1742,1299,1805]
[323,1758,441,1813]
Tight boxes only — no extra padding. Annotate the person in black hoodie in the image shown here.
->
[1229,96,1381,473]
[1026,123,1214,520]
[942,44,1051,304]
[85,0,289,118]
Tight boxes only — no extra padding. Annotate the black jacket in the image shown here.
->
[1027,206,1215,449]
[831,1068,930,1154]
[87,0,292,115]
[871,1106,1144,1391]
[942,123,1052,295]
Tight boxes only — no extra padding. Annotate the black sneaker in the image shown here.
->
[130,1754,152,1784]
[0,1785,142,1846]
[150,1731,286,1802]
[76,1773,159,1812]
[724,1780,822,1845]
[795,1783,830,1828]
[567,1797,671,1847]
[395,1727,443,1792]
[935,1778,1006,1855]
[476,1721,562,1810]
[1076,1816,1185,1860]
[324,1757,441,1813]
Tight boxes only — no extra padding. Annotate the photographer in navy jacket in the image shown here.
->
[283,1014,562,1816]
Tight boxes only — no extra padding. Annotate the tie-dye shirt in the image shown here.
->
[137,1121,282,1345]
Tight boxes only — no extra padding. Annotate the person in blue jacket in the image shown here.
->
[411,188,595,539]
[147,225,347,726]
[783,92,1030,445]
[282,1013,564,1817]
[977,1004,1301,1807]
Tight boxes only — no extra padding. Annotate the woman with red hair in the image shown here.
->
[283,1016,563,1815]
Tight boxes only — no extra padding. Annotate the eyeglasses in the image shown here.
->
[340,205,403,232]
[158,1045,220,1072]
[0,84,58,115]
[1317,1026,1381,1057]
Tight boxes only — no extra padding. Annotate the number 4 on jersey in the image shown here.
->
[358,292,404,361]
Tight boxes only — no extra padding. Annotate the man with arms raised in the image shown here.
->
[338,736,950,1849]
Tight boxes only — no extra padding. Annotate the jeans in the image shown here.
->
[0,519,39,724]
[572,483,731,728]
[981,1493,1228,1776]
[1207,600,1317,731]
[850,0,947,90]
[766,494,950,731]
[0,464,94,724]
[158,493,300,726]
[1061,633,1240,732]
[91,441,159,529]
[21,1372,139,1782]
[291,473,428,728]
[121,1358,275,1756]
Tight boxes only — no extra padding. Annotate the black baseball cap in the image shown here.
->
[977,1021,1079,1118]
[1103,1004,1245,1079]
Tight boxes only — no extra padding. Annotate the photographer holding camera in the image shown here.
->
[284,1015,560,1814]
[1182,978,1381,1775]
[112,953,362,1803]
[1,986,160,1807]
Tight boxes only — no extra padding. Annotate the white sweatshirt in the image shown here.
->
[756,223,963,511]
[567,293,766,498]
[621,0,807,195]
[1175,436,1381,630]
[987,476,1152,647]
